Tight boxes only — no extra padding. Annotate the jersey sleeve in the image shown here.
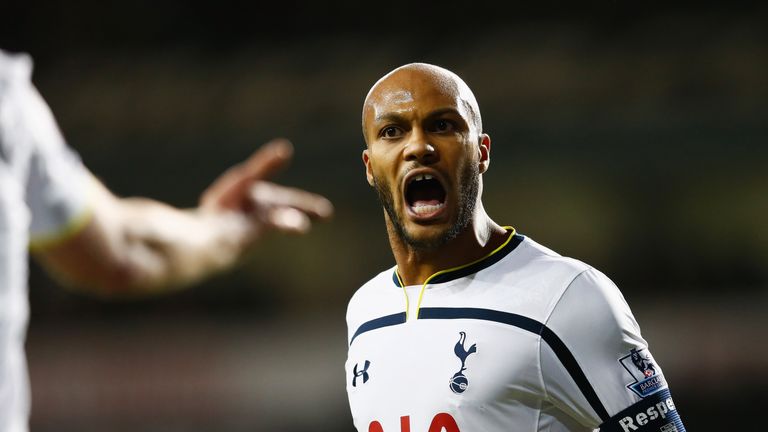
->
[0,52,93,249]
[540,267,686,432]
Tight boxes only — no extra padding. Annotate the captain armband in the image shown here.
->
[599,389,686,432]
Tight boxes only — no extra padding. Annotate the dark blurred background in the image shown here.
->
[2,1,766,431]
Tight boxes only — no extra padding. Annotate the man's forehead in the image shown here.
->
[376,89,415,108]
[367,73,466,119]
[373,68,458,100]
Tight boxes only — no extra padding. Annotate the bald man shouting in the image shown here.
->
[344,63,687,432]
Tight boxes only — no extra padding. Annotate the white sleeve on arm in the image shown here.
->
[541,267,686,432]
[1,52,93,249]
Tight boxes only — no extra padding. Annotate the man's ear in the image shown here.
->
[478,134,491,174]
[363,149,375,186]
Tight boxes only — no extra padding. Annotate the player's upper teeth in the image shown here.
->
[413,174,434,182]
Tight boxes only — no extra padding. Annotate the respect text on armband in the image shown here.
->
[618,396,677,432]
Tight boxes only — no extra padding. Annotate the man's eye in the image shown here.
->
[432,119,455,132]
[380,126,402,138]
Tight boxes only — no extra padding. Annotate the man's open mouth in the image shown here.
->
[405,173,447,218]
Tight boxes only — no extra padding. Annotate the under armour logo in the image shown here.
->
[353,360,371,387]
[449,331,477,394]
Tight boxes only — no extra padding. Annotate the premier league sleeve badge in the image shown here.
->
[619,348,668,398]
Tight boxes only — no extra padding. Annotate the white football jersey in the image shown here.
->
[0,49,91,432]
[346,228,686,432]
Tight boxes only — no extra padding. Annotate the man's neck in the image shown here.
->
[389,211,508,286]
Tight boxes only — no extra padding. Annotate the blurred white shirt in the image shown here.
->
[0,49,91,432]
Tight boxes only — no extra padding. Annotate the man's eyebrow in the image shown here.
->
[374,113,407,124]
[374,108,462,124]
[426,107,462,118]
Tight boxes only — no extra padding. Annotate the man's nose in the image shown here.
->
[403,129,438,164]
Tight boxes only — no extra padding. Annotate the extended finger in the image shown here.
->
[199,138,294,209]
[250,182,334,220]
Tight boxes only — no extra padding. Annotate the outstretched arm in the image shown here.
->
[32,139,333,297]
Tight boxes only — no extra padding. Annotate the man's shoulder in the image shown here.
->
[345,265,401,333]
[469,235,606,316]
[491,234,593,282]
[517,235,629,320]
[347,266,397,304]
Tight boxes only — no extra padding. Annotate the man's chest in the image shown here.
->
[346,318,545,432]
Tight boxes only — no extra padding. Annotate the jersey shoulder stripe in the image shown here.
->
[349,312,406,344]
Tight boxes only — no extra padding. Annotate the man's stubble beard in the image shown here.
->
[373,160,480,251]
